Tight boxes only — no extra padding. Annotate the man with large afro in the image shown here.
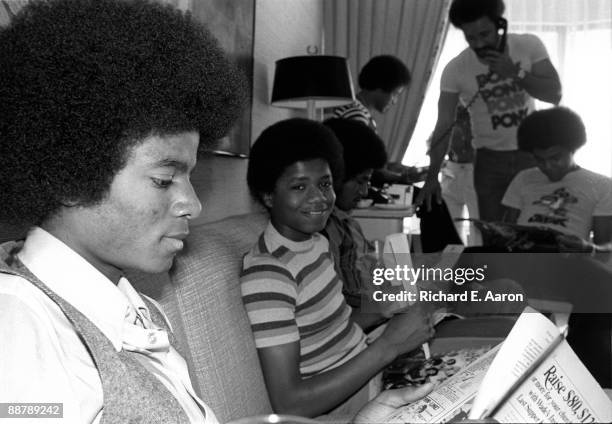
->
[0,0,245,422]
[0,0,245,227]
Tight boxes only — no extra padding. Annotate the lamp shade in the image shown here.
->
[271,55,355,109]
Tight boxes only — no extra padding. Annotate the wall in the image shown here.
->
[251,0,324,141]
[192,0,325,225]
[191,0,254,156]
[190,155,261,226]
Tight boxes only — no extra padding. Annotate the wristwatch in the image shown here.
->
[516,67,528,81]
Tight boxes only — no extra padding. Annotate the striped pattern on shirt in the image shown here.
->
[240,223,366,377]
[332,100,377,132]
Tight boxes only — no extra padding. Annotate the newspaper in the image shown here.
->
[470,307,612,423]
[384,344,501,423]
[384,308,612,423]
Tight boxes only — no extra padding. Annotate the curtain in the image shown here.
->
[324,0,451,162]
[506,0,612,176]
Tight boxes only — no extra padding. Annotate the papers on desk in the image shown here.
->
[386,184,413,207]
[379,235,464,300]
[383,307,612,423]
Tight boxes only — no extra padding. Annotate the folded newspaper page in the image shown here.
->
[470,307,612,423]
[384,308,612,423]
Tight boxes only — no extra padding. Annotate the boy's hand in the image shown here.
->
[353,383,434,423]
[378,305,434,357]
[556,233,591,252]
[415,179,442,212]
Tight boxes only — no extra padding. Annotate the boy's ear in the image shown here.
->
[262,192,274,209]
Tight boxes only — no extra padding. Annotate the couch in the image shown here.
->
[129,212,518,423]
[130,212,273,423]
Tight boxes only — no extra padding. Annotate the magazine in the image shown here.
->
[383,307,612,423]
[383,344,493,390]
[460,218,570,251]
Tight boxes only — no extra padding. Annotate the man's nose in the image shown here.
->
[473,38,486,49]
[172,182,202,219]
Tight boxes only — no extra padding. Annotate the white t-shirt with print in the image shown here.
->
[441,33,549,151]
[502,167,612,239]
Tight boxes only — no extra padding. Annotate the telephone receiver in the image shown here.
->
[495,17,508,52]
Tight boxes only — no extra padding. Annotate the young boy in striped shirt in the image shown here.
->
[240,118,433,418]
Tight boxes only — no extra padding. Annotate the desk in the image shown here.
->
[351,206,414,241]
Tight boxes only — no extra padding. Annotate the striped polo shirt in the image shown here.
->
[240,222,367,377]
[332,99,377,132]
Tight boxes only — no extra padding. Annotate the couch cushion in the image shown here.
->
[131,212,272,423]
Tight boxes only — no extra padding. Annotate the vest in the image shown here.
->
[0,241,192,424]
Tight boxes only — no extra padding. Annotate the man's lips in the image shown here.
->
[475,46,496,58]
[164,232,189,250]
[166,231,189,240]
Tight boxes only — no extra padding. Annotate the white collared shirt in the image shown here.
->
[0,227,218,424]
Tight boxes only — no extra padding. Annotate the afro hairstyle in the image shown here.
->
[517,107,586,153]
[358,55,411,93]
[322,118,387,183]
[247,118,344,208]
[449,0,505,28]
[0,0,246,226]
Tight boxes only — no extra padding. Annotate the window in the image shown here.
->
[403,26,466,168]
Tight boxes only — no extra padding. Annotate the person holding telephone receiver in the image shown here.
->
[417,0,562,224]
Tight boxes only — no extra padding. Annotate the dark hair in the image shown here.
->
[358,55,411,92]
[322,118,387,182]
[247,118,344,207]
[449,0,505,28]
[518,107,586,153]
[0,0,246,226]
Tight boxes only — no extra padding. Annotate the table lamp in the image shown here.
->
[271,55,355,120]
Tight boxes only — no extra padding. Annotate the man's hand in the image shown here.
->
[555,233,591,252]
[415,178,442,212]
[353,383,434,423]
[377,305,434,358]
[385,163,429,184]
[480,50,518,80]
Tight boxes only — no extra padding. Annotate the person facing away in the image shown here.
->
[0,1,437,423]
[331,54,424,185]
[240,118,434,418]
[502,107,612,253]
[417,0,562,224]
[333,55,463,252]
[333,55,409,133]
